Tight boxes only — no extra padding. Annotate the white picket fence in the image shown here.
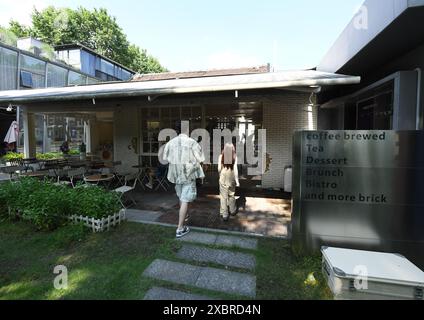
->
[69,210,127,233]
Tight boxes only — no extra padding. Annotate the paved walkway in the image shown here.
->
[142,231,258,300]
[130,190,290,237]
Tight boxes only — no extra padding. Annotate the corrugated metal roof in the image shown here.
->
[131,65,270,81]
[0,70,360,104]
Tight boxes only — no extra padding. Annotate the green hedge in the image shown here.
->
[1,152,24,162]
[1,151,80,162]
[0,178,121,230]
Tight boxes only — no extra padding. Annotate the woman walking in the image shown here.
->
[218,143,240,221]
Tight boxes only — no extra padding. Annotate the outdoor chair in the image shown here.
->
[0,166,24,181]
[57,167,86,188]
[22,158,37,172]
[153,166,170,191]
[113,174,138,208]
[8,158,22,167]
[8,159,33,173]
[109,161,126,185]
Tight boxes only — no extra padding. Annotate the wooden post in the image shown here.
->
[23,109,37,159]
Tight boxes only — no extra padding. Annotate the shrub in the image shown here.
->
[21,181,71,230]
[0,180,19,218]
[0,152,66,162]
[70,185,121,219]
[68,149,80,156]
[0,184,9,219]
[0,178,121,231]
[36,152,63,160]
[1,152,24,162]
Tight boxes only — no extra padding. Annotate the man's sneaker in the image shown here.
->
[176,226,190,238]
[145,183,153,189]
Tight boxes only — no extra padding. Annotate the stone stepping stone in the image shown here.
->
[143,259,201,285]
[177,244,256,271]
[196,267,256,298]
[178,232,258,250]
[143,259,256,298]
[215,235,258,250]
[179,232,217,245]
[125,209,163,223]
[144,287,216,300]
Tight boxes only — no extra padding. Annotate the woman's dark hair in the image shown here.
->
[221,143,236,170]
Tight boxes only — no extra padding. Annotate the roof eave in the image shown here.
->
[0,76,360,104]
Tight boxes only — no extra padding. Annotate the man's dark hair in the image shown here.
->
[175,120,182,135]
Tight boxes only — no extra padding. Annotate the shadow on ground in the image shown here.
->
[130,184,291,238]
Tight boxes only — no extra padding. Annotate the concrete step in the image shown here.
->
[177,244,256,271]
[143,259,256,298]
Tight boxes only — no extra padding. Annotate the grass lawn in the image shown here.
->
[0,219,332,300]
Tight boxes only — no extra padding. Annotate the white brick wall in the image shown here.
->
[262,92,317,189]
[113,106,140,174]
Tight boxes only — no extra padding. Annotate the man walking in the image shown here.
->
[163,121,205,238]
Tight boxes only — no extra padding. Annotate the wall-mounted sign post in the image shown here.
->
[292,131,424,268]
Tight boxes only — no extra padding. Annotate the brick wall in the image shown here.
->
[262,92,317,189]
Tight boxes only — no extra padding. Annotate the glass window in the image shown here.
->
[353,81,394,130]
[20,54,45,74]
[47,64,67,88]
[80,50,96,76]
[68,49,81,68]
[0,47,18,90]
[45,115,85,152]
[20,54,45,88]
[97,58,114,75]
[87,77,99,84]
[122,69,132,81]
[140,106,206,166]
[68,71,87,86]
[20,71,33,88]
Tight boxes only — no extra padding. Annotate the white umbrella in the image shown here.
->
[4,121,19,144]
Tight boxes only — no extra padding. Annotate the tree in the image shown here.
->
[0,27,18,46]
[127,45,166,74]
[5,6,167,74]
[7,21,31,39]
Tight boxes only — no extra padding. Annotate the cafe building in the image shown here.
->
[0,67,359,190]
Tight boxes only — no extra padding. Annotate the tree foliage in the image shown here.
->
[0,26,18,46]
[4,6,166,74]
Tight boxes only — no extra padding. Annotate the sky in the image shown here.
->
[0,0,365,72]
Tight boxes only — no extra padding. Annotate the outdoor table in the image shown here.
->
[84,174,114,188]
[68,160,89,168]
[44,161,71,177]
[20,171,49,179]
[90,161,106,169]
